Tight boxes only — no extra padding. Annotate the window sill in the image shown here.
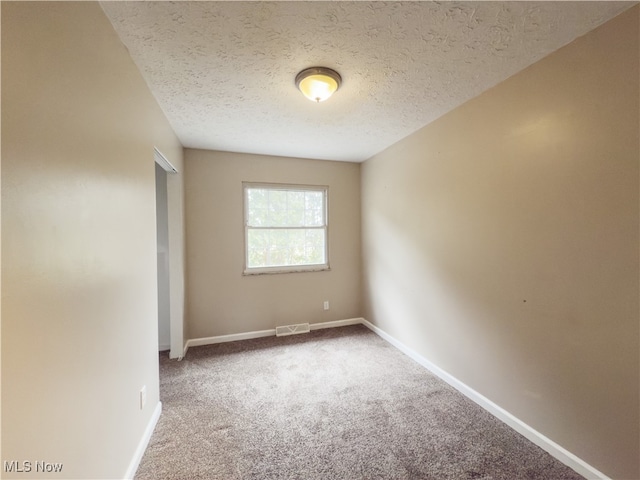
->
[243,264,330,276]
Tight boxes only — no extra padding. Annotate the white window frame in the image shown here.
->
[243,182,330,275]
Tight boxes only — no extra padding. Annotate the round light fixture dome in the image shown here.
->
[295,67,342,103]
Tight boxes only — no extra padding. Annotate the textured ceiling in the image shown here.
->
[101,1,634,162]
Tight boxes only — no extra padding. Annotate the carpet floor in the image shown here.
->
[135,324,584,480]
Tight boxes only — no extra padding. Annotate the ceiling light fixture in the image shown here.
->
[295,67,342,103]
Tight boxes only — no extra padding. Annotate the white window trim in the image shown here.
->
[243,182,330,275]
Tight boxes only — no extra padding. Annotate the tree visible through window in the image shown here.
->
[243,183,329,274]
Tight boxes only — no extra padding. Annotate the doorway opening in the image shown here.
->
[155,162,171,352]
[154,147,179,354]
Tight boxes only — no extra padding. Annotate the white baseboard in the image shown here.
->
[124,401,162,480]
[360,318,610,480]
[183,318,365,356]
[310,317,364,330]
[184,328,276,357]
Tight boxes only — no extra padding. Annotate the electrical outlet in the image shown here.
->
[140,385,147,410]
[323,300,329,311]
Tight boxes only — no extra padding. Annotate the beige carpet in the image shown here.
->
[135,325,584,480]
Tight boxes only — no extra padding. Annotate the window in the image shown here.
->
[243,183,329,274]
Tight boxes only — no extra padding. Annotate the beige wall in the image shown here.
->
[362,7,639,480]
[185,149,361,339]
[1,2,185,479]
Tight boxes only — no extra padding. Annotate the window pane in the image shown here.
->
[306,245,325,264]
[288,230,306,265]
[247,187,326,228]
[287,191,305,226]
[247,228,325,268]
[270,229,289,248]
[247,189,267,226]
[245,184,327,271]
[248,188,268,208]
[268,190,288,227]
[247,229,269,268]
[248,207,266,226]
[305,191,324,226]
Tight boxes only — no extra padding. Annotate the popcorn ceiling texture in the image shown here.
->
[101,1,632,162]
